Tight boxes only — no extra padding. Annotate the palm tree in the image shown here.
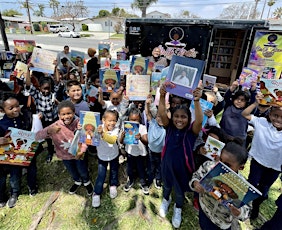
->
[131,0,158,18]
[34,4,45,17]
[267,0,276,18]
[273,7,282,18]
[49,0,60,17]
[19,0,34,34]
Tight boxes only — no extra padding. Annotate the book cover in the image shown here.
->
[98,42,111,57]
[111,60,131,75]
[131,56,149,75]
[126,74,150,100]
[79,111,100,146]
[117,51,127,60]
[190,98,213,127]
[123,121,139,145]
[68,130,82,156]
[154,87,169,106]
[203,136,225,161]
[238,67,258,90]
[200,161,262,208]
[260,79,282,106]
[203,74,217,90]
[14,61,28,80]
[0,127,39,166]
[70,50,85,63]
[151,72,162,95]
[99,69,120,93]
[29,47,57,74]
[13,40,36,53]
[165,55,204,99]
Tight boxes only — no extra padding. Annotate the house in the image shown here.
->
[59,17,93,31]
[90,16,125,33]
[146,11,171,19]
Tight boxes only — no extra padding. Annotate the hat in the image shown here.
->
[133,57,145,71]
[103,69,118,84]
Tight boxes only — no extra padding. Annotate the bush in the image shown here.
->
[82,24,88,31]
[33,23,40,31]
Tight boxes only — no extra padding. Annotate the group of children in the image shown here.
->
[0,47,282,229]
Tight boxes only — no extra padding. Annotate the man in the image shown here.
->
[56,45,72,70]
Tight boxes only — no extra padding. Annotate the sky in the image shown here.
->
[1,0,282,19]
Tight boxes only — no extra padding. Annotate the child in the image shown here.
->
[190,141,250,230]
[0,93,26,208]
[219,81,256,145]
[92,110,120,208]
[158,84,203,228]
[119,108,149,195]
[66,80,90,117]
[145,94,165,189]
[35,100,93,195]
[242,92,282,220]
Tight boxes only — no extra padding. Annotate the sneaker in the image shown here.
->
[29,188,38,197]
[109,186,117,199]
[0,201,6,208]
[69,181,81,195]
[84,181,93,196]
[172,204,182,228]
[123,180,134,192]
[92,194,100,208]
[46,155,52,163]
[7,194,18,208]
[154,179,162,189]
[159,197,171,217]
[193,197,199,212]
[140,184,149,195]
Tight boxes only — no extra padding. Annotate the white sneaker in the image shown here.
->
[159,197,171,217]
[172,204,182,228]
[92,194,100,208]
[109,186,117,199]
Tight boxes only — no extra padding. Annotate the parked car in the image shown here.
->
[58,30,81,38]
[49,24,68,33]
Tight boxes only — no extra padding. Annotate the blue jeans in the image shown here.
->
[127,154,147,185]
[94,157,119,195]
[63,158,90,184]
[27,149,40,191]
[148,150,162,184]
[0,165,22,200]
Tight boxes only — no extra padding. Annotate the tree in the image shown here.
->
[2,9,23,17]
[178,10,199,19]
[251,0,260,19]
[273,7,282,18]
[49,0,60,17]
[98,10,110,18]
[33,4,45,17]
[131,0,158,18]
[219,3,260,19]
[112,7,120,16]
[267,0,276,18]
[19,0,34,34]
[114,21,122,33]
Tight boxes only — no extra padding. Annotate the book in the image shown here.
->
[123,121,139,145]
[165,55,204,99]
[190,98,213,127]
[110,60,131,75]
[79,111,100,146]
[126,74,150,100]
[203,74,217,90]
[98,42,111,57]
[131,56,149,75]
[70,50,85,63]
[0,127,39,166]
[200,161,262,208]
[260,79,282,106]
[154,87,170,106]
[117,51,127,60]
[203,136,225,161]
[151,72,162,95]
[14,61,28,80]
[99,69,120,93]
[68,130,82,156]
[238,67,258,90]
[13,40,36,53]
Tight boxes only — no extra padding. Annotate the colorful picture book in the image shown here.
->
[110,60,131,75]
[117,51,127,60]
[123,121,139,145]
[70,50,85,63]
[151,72,162,95]
[29,47,57,74]
[68,130,82,156]
[200,161,262,208]
[13,40,36,53]
[0,128,39,166]
[165,55,204,99]
[126,74,150,100]
[0,51,14,61]
[238,67,258,90]
[14,61,28,80]
[79,111,100,146]
[260,79,282,106]
[98,42,111,57]
[99,69,120,93]
[203,74,217,90]
[203,136,225,161]
[131,56,149,75]
[190,98,213,127]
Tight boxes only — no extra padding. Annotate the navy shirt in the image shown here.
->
[0,114,26,137]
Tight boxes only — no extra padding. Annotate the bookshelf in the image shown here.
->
[209,30,244,84]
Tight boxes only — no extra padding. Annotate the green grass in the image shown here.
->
[110,34,124,39]
[0,149,280,230]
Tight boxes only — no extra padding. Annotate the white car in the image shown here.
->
[58,30,80,38]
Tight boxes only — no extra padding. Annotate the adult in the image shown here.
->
[56,45,72,70]
[148,47,168,72]
[173,70,191,86]
[86,48,100,78]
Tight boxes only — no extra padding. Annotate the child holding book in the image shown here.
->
[242,92,282,220]
[158,84,203,228]
[92,110,120,208]
[35,100,93,195]
[190,141,251,230]
[119,107,149,195]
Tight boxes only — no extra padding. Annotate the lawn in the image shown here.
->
[0,148,280,230]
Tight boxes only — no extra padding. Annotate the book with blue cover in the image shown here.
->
[190,98,213,127]
[123,121,139,145]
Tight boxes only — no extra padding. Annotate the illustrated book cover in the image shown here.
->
[126,74,150,100]
[99,69,120,93]
[203,74,217,90]
[14,61,28,80]
[238,67,258,90]
[13,40,36,53]
[203,136,225,161]
[165,55,204,99]
[200,161,262,208]
[0,128,39,166]
[110,60,131,75]
[190,98,213,127]
[131,56,149,75]
[123,121,139,145]
[260,79,282,106]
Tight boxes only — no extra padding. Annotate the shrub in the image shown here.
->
[33,23,40,31]
[82,24,88,31]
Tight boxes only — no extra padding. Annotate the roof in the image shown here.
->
[2,15,59,23]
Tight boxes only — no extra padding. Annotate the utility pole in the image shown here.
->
[252,0,260,19]
[0,11,9,51]
[26,0,33,34]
